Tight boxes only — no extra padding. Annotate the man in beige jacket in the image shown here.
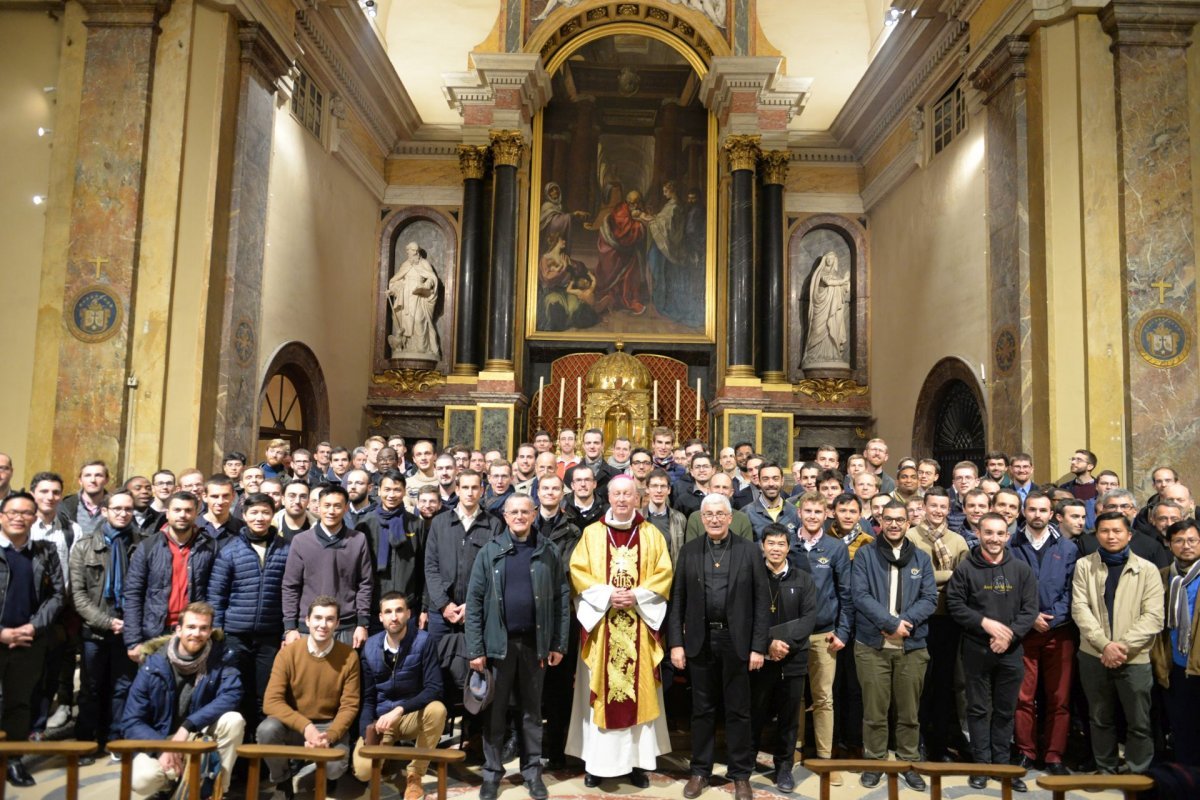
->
[1072,511,1164,774]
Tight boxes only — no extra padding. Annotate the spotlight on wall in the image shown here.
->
[43,86,56,94]
[32,194,47,205]
[38,127,53,138]
[885,7,903,26]
[357,0,376,18]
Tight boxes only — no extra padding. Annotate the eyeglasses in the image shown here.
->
[1106,503,1136,511]
[701,511,730,520]
[1172,538,1200,548]
[3,509,35,519]
[107,506,135,514]
[882,517,907,526]
[152,480,175,487]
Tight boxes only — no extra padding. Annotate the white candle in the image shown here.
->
[674,380,681,419]
[696,378,702,419]
[652,380,658,419]
[576,376,582,419]
[538,376,544,417]
[557,378,564,418]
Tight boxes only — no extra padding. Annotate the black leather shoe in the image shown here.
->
[968,776,988,790]
[1014,754,1036,769]
[1044,762,1070,776]
[527,775,549,800]
[544,756,566,772]
[7,762,35,787]
[583,773,601,788]
[861,772,881,788]
[480,780,500,800]
[79,755,96,767]
[1012,777,1028,793]
[502,729,519,763]
[902,769,926,791]
[630,768,650,789]
[774,765,795,794]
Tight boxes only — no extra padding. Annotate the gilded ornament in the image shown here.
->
[723,134,761,173]
[794,377,869,403]
[760,150,789,185]
[457,144,488,180]
[489,130,526,167]
[617,3,639,15]
[372,368,447,393]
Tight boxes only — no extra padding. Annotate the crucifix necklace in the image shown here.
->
[768,582,781,613]
[707,536,728,568]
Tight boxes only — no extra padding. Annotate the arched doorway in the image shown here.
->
[913,358,987,486]
[258,342,329,454]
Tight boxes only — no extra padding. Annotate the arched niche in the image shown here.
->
[258,341,330,451]
[376,206,458,374]
[912,357,988,483]
[787,214,868,384]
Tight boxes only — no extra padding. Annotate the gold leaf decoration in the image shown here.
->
[794,378,869,403]
[372,369,447,393]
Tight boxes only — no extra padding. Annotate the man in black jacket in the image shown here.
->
[750,523,817,793]
[360,470,426,619]
[669,493,770,800]
[946,512,1039,792]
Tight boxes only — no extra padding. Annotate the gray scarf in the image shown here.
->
[166,635,211,678]
[1169,558,1200,655]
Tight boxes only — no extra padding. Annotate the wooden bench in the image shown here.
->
[1036,774,1155,800]
[913,762,1027,800]
[236,743,346,800]
[106,739,218,800]
[0,741,96,800]
[805,758,912,800]
[357,745,467,800]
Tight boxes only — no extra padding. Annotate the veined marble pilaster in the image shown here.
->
[970,35,1036,456]
[1100,0,1200,494]
[52,0,169,475]
[209,22,290,466]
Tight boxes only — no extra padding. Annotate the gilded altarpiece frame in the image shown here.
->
[525,26,717,343]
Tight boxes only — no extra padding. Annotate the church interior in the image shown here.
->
[3,0,1199,503]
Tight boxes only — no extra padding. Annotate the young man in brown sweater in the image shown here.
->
[257,595,361,799]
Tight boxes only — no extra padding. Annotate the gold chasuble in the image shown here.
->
[570,514,674,729]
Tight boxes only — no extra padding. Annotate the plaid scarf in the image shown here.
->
[1169,558,1200,655]
[917,523,953,571]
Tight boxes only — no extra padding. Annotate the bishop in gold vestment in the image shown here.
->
[565,475,674,777]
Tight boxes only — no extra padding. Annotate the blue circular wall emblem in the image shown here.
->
[69,285,122,343]
[1135,309,1190,369]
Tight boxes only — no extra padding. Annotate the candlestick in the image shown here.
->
[652,380,658,420]
[557,378,564,418]
[576,376,582,419]
[674,380,680,420]
[538,376,544,418]
[695,377,702,420]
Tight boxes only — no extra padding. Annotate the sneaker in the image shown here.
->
[828,770,843,786]
[902,769,926,791]
[404,774,426,800]
[968,776,987,790]
[47,706,73,729]
[861,772,881,788]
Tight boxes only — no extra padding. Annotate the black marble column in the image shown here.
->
[758,150,788,382]
[724,135,760,377]
[486,130,524,371]
[453,145,489,375]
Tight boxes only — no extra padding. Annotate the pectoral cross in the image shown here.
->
[1151,278,1173,305]
[770,602,776,613]
[88,256,108,280]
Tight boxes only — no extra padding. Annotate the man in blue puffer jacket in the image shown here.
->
[209,493,290,735]
[121,601,244,798]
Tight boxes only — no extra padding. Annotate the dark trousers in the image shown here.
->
[226,631,282,737]
[1078,653,1154,773]
[78,632,137,745]
[750,663,806,768]
[688,628,754,780]
[0,636,49,741]
[541,622,579,762]
[962,639,1025,765]
[832,642,863,750]
[920,615,962,758]
[483,634,545,783]
[1166,664,1200,766]
[1015,625,1076,763]
[34,620,78,731]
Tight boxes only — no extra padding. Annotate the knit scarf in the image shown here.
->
[166,635,210,677]
[103,523,131,606]
[876,536,915,609]
[607,457,631,472]
[917,524,953,571]
[376,506,408,571]
[1169,558,1200,655]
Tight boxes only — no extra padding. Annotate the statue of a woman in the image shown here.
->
[801,251,852,369]
[387,241,440,360]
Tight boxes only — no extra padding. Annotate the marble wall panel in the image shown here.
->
[480,405,512,454]
[761,414,792,468]
[447,407,478,448]
[726,411,758,450]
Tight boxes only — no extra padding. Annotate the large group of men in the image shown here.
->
[0,430,1196,799]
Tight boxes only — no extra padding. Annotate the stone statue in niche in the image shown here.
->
[801,251,852,369]
[387,241,441,361]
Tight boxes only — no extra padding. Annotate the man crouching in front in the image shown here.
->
[120,601,245,798]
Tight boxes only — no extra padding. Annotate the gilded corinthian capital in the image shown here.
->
[457,145,489,180]
[723,134,762,173]
[489,130,526,168]
[759,150,789,185]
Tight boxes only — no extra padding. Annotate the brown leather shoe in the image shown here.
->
[683,774,707,798]
[733,779,753,800]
